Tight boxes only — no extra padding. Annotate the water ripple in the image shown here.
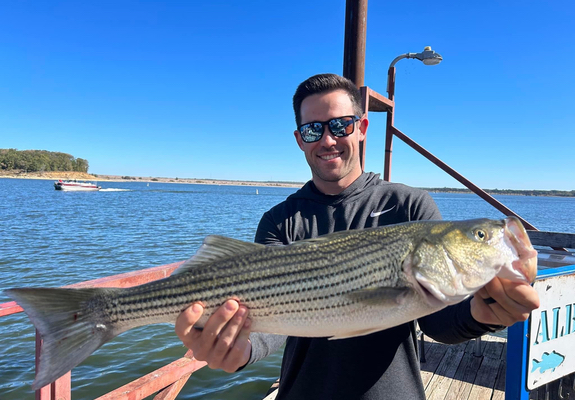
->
[0,179,292,399]
[1,179,573,399]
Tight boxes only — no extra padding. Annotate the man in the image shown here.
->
[175,74,540,399]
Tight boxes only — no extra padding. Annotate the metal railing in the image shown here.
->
[360,85,570,252]
[0,261,207,400]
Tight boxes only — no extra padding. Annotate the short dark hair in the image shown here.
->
[292,73,364,126]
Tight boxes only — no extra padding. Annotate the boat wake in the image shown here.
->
[100,188,131,192]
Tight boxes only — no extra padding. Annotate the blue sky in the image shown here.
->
[1,0,574,190]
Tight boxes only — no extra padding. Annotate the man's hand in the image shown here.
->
[175,300,252,373]
[471,277,540,326]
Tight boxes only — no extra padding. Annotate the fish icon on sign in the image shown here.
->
[531,351,565,373]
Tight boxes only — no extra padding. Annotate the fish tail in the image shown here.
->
[531,359,540,373]
[5,287,122,390]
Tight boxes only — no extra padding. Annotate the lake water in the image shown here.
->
[1,178,574,399]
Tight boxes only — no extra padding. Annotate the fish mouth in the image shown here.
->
[501,217,538,283]
[411,217,538,307]
[406,253,462,307]
[413,277,461,307]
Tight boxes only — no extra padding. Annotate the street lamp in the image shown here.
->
[383,46,442,181]
[389,46,443,69]
[386,46,442,99]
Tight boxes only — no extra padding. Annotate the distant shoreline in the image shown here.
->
[1,170,573,196]
[94,174,305,188]
[421,187,575,198]
[0,170,305,188]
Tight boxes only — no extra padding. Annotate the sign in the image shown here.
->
[528,273,575,390]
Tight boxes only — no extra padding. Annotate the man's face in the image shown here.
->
[294,89,368,195]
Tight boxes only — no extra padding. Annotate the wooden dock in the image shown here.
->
[421,334,507,400]
[264,334,574,399]
[421,334,574,400]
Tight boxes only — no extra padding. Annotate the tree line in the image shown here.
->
[423,187,575,198]
[0,149,90,173]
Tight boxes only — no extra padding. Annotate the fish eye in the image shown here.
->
[474,229,488,241]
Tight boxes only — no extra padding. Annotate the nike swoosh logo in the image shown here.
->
[370,206,395,218]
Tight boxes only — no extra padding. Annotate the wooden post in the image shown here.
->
[383,67,396,181]
[36,331,71,400]
[342,0,368,87]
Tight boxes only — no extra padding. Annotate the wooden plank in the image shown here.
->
[482,336,505,359]
[420,343,449,388]
[425,344,466,400]
[35,384,50,400]
[539,259,575,268]
[359,86,369,170]
[153,372,193,400]
[528,231,575,249]
[537,248,575,256]
[468,356,501,400]
[0,301,23,317]
[262,389,279,400]
[537,248,575,268]
[491,354,507,400]
[444,352,483,400]
[53,373,72,400]
[464,338,479,354]
[66,261,185,289]
[475,355,501,388]
[494,342,507,392]
[153,377,191,400]
[1,262,185,317]
[95,352,207,400]
[35,329,72,400]
[5,261,193,400]
[367,88,394,112]
[262,380,280,400]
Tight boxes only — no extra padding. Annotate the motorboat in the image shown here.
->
[54,179,101,191]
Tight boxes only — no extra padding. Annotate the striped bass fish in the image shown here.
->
[5,217,537,390]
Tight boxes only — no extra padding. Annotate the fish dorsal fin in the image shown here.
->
[173,235,265,275]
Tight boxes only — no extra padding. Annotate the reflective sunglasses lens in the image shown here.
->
[329,117,355,136]
[300,122,323,143]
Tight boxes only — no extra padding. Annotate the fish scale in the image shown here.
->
[4,217,537,390]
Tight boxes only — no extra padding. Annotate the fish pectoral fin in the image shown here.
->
[174,235,266,274]
[345,286,411,306]
[328,327,386,340]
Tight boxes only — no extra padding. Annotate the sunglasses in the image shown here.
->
[298,115,360,143]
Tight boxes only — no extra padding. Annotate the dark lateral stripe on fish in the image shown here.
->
[247,281,397,317]
[240,266,403,309]
[124,241,399,304]
[109,275,385,323]
[182,236,398,290]
[98,235,408,326]
[103,246,406,322]
[116,241,399,299]
[170,232,407,284]
[251,300,358,317]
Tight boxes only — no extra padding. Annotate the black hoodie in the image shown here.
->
[249,172,495,400]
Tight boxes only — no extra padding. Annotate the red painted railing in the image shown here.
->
[0,261,208,400]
